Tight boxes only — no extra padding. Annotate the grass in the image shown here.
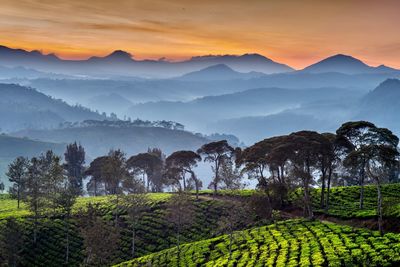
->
[114,219,400,267]
[0,192,171,220]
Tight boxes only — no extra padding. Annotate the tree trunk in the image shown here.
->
[320,168,326,209]
[176,228,181,267]
[377,181,383,235]
[325,167,333,212]
[228,230,233,262]
[131,227,135,258]
[360,165,365,209]
[213,161,219,198]
[17,185,20,209]
[65,214,70,264]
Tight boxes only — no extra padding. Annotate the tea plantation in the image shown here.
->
[2,184,400,266]
[114,219,400,267]
[0,195,234,266]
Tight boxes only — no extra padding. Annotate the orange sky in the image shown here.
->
[0,0,400,69]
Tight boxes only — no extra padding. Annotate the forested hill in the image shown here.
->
[12,125,209,158]
[0,83,104,132]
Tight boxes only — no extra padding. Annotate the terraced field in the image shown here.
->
[0,195,233,266]
[115,219,400,267]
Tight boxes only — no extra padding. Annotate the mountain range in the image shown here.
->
[1,44,399,79]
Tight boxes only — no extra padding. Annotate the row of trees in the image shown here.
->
[237,121,399,233]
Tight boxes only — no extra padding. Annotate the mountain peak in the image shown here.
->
[105,50,133,60]
[201,63,235,72]
[302,53,371,74]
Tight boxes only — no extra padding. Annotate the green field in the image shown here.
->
[0,194,237,266]
[115,219,400,267]
[2,184,400,266]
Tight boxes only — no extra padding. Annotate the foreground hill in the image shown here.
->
[0,83,104,132]
[12,125,209,158]
[115,219,400,267]
[0,194,237,266]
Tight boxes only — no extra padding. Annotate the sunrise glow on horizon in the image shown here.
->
[1,0,400,69]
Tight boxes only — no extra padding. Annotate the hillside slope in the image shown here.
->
[115,219,400,267]
[12,125,209,158]
[0,83,104,132]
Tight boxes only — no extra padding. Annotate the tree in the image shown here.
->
[337,121,377,209]
[218,201,253,263]
[127,152,163,192]
[320,133,352,211]
[64,142,85,195]
[85,156,108,196]
[123,194,151,258]
[0,217,24,267]
[54,181,78,264]
[197,140,234,195]
[285,131,324,218]
[24,156,46,244]
[0,181,4,193]
[165,150,201,197]
[6,156,28,208]
[166,192,195,264]
[354,127,399,234]
[218,157,245,190]
[79,204,120,266]
[102,149,129,224]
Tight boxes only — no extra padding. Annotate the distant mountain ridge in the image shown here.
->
[302,54,399,74]
[178,64,265,81]
[1,44,399,78]
[0,44,292,77]
[0,83,104,132]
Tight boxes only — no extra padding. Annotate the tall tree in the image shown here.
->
[54,180,78,264]
[79,204,120,266]
[197,140,234,195]
[123,193,150,258]
[6,156,28,208]
[0,217,24,267]
[337,121,377,209]
[64,142,85,194]
[166,192,195,265]
[218,201,253,263]
[286,131,324,218]
[85,156,108,196]
[352,127,399,234]
[165,150,201,196]
[102,149,128,224]
[127,152,163,192]
[24,156,45,244]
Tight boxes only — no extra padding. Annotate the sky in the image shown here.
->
[0,0,399,69]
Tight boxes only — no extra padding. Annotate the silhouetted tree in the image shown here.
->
[6,156,28,208]
[86,156,108,196]
[165,150,201,196]
[197,140,234,195]
[0,217,24,267]
[353,127,399,234]
[337,121,377,209]
[64,142,85,195]
[127,152,163,192]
